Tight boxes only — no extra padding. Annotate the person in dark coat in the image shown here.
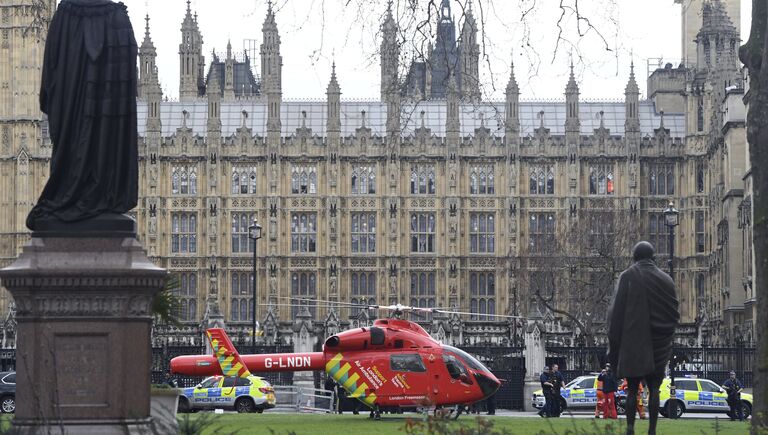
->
[538,366,555,417]
[607,241,680,435]
[27,0,138,231]
[722,371,744,421]
[551,364,565,417]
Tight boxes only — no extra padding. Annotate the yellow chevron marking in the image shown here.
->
[342,373,360,390]
[335,363,352,381]
[364,393,377,405]
[325,353,343,372]
[350,382,368,398]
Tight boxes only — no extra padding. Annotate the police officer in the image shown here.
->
[552,364,565,417]
[722,371,744,421]
[539,366,555,417]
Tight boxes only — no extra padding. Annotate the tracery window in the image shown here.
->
[231,213,256,253]
[470,213,495,254]
[470,165,494,195]
[351,165,376,194]
[351,212,376,253]
[291,272,316,317]
[470,272,495,320]
[529,165,555,195]
[528,212,555,255]
[291,165,317,194]
[350,272,376,317]
[648,163,675,196]
[410,272,436,320]
[410,164,435,194]
[589,164,614,195]
[410,213,435,253]
[171,165,197,195]
[171,212,197,254]
[176,272,198,322]
[291,212,317,253]
[647,213,669,255]
[230,272,253,321]
[231,166,257,194]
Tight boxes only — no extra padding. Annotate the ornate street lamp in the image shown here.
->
[248,219,262,351]
[663,200,679,277]
[663,200,680,418]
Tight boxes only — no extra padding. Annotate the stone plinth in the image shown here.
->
[0,237,165,434]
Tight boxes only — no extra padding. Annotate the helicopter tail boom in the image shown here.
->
[171,352,326,376]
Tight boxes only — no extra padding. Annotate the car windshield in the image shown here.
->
[198,376,221,389]
[564,378,581,388]
[441,345,490,372]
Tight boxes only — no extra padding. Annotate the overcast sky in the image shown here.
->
[120,0,751,101]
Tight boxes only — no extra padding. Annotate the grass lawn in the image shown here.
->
[179,413,751,435]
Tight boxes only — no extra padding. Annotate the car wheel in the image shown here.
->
[177,397,191,414]
[665,400,684,418]
[235,397,256,413]
[741,401,752,419]
[1,396,14,413]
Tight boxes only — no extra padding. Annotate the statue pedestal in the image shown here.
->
[0,237,165,434]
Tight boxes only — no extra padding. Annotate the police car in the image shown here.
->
[532,375,626,411]
[178,375,276,413]
[659,375,752,419]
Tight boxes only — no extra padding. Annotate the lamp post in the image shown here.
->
[248,219,262,351]
[663,200,679,418]
[663,200,679,277]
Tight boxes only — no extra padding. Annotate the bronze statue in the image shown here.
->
[27,0,138,235]
[607,241,680,435]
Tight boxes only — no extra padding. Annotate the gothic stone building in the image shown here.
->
[0,0,755,347]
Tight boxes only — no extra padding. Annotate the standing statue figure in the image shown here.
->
[27,0,138,234]
[607,241,679,435]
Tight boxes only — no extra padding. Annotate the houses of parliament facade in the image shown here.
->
[0,0,756,347]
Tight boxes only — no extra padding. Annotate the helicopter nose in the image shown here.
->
[473,371,501,399]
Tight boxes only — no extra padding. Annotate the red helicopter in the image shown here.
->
[171,302,518,419]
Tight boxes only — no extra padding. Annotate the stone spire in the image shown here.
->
[179,0,205,101]
[564,61,580,133]
[326,62,341,134]
[380,1,400,102]
[261,1,282,134]
[505,58,520,136]
[138,14,158,99]
[624,60,640,133]
[458,1,480,101]
[446,73,460,136]
[224,39,235,100]
[207,67,222,133]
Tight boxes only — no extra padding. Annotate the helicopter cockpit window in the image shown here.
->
[441,345,488,372]
[390,353,427,372]
[442,353,468,380]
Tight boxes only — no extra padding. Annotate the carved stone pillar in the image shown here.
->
[0,237,165,434]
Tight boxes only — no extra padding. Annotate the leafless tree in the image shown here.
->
[521,210,635,346]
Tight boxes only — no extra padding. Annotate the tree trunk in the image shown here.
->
[739,2,768,432]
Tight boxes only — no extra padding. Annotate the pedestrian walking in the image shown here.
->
[552,364,565,417]
[538,366,555,417]
[722,371,744,421]
[599,363,618,419]
[607,241,679,435]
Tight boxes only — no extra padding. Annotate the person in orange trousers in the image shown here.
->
[595,378,604,418]
[620,379,646,419]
